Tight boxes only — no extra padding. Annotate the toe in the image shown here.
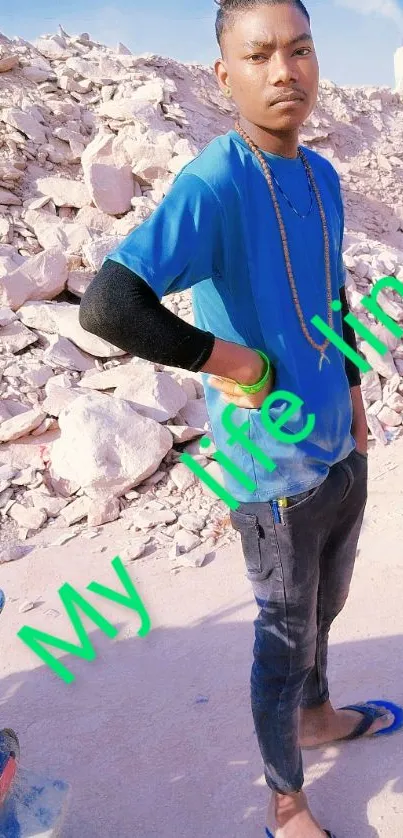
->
[365,704,395,734]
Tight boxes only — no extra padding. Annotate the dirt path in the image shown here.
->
[0,438,403,837]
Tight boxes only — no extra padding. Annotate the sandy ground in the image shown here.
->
[0,437,403,838]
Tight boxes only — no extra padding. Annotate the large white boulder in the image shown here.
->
[0,407,47,443]
[35,177,90,209]
[25,248,68,301]
[0,269,32,310]
[2,107,46,144]
[66,55,126,84]
[32,36,70,60]
[9,503,47,532]
[18,301,125,358]
[75,206,115,234]
[43,335,95,372]
[81,132,135,215]
[98,99,161,122]
[79,362,149,390]
[22,65,55,83]
[0,321,37,353]
[177,398,210,429]
[113,129,173,181]
[0,54,19,73]
[50,393,173,498]
[82,235,122,271]
[0,248,25,282]
[42,387,87,417]
[114,368,188,422]
[0,188,21,206]
[24,210,92,254]
[360,342,398,379]
[1,248,68,310]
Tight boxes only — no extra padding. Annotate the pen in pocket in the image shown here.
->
[271,498,288,525]
[270,500,281,524]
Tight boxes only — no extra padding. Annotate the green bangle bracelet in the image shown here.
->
[237,350,271,394]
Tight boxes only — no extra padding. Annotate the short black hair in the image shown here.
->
[215,0,311,53]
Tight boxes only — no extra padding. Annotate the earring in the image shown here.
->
[225,88,232,97]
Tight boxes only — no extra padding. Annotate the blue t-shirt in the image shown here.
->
[107,128,354,502]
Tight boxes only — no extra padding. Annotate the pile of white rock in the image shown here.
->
[0,26,403,554]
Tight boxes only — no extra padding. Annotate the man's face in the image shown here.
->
[215,3,319,133]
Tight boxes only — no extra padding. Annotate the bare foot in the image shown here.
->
[299,700,395,748]
[267,790,328,837]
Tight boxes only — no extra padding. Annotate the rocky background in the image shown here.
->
[1,27,403,568]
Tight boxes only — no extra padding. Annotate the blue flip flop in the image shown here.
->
[338,700,403,740]
[360,700,403,737]
[266,830,336,837]
[301,699,403,750]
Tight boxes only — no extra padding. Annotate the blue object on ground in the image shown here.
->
[266,830,336,837]
[365,699,403,737]
[0,590,5,615]
[0,794,21,838]
[0,769,70,838]
[338,700,403,740]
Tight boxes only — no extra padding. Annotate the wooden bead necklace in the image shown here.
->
[234,120,334,370]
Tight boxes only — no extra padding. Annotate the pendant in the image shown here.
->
[319,351,331,371]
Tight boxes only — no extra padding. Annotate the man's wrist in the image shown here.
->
[236,351,267,386]
[200,339,266,384]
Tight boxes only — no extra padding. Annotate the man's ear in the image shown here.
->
[214,57,229,95]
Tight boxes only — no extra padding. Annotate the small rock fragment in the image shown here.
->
[60,496,90,526]
[87,496,120,527]
[120,538,150,562]
[174,529,201,554]
[170,463,196,492]
[9,503,47,531]
[18,600,36,614]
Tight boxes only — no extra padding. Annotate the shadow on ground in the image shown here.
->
[1,602,402,838]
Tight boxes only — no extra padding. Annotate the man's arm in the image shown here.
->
[340,285,368,454]
[335,169,368,454]
[79,259,265,386]
[79,170,267,390]
[350,385,368,454]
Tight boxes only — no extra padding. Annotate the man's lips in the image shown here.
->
[270,93,305,105]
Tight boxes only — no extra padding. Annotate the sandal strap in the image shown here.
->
[338,703,386,740]
[267,830,335,837]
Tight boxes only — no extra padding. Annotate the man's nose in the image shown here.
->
[269,53,298,85]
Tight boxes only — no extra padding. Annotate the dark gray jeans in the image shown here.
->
[229,448,368,794]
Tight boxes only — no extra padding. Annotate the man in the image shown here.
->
[79,2,402,835]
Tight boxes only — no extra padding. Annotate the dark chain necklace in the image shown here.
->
[265,157,314,219]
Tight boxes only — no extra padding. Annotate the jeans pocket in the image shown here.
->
[230,510,271,582]
[283,482,324,514]
[352,448,368,462]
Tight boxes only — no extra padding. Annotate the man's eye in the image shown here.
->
[249,54,265,61]
[295,48,311,56]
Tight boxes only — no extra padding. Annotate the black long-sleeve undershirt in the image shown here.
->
[79,259,216,373]
[340,285,361,388]
[79,259,361,388]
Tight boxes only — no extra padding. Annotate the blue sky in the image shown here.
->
[1,0,403,87]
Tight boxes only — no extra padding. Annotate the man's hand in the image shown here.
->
[201,342,275,409]
[350,385,368,455]
[208,363,275,409]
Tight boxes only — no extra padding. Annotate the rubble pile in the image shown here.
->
[1,27,403,554]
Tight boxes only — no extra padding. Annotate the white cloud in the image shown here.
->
[335,0,403,30]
